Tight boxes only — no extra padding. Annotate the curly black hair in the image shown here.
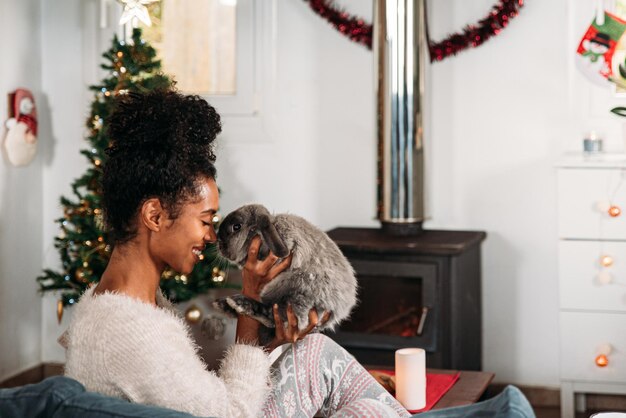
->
[102,89,221,244]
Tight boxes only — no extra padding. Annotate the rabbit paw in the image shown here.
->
[224,294,275,328]
[211,297,239,318]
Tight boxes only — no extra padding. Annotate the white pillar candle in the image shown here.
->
[395,348,426,410]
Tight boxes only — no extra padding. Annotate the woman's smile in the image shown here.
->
[192,246,205,261]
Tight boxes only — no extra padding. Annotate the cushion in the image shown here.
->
[414,385,536,418]
[0,375,83,417]
[0,376,202,418]
[1,376,534,418]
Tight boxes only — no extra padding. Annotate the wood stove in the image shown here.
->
[326,227,486,371]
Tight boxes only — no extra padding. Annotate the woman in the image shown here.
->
[63,89,410,418]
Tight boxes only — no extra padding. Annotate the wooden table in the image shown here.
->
[366,366,495,410]
[428,369,494,410]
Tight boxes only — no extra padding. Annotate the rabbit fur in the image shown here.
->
[213,204,357,342]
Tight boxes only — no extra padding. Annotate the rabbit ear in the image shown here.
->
[258,215,289,258]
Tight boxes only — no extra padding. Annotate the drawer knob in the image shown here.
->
[609,205,622,217]
[600,255,614,267]
[595,354,609,367]
[597,271,613,285]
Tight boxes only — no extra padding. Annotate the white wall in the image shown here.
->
[32,0,595,388]
[0,0,44,381]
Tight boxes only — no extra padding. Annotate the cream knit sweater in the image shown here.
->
[64,287,272,417]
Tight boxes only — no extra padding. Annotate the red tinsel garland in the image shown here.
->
[305,0,373,48]
[304,0,524,62]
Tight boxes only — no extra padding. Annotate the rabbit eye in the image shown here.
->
[233,224,241,232]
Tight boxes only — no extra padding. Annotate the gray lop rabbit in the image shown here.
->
[213,204,357,342]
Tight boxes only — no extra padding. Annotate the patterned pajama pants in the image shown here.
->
[261,334,411,418]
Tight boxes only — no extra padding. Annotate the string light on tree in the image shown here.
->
[57,300,64,324]
[75,266,91,283]
[212,267,226,283]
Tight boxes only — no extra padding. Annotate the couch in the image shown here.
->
[0,375,535,418]
[0,376,196,418]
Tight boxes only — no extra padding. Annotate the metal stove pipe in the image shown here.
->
[374,0,427,235]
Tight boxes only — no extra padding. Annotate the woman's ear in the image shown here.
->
[258,215,289,258]
[141,198,166,232]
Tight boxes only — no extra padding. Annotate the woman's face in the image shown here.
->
[156,177,219,274]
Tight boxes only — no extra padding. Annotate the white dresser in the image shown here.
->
[557,153,626,418]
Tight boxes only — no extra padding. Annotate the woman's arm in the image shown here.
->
[102,305,271,418]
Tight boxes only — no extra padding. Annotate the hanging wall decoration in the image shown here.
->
[575,11,626,86]
[3,88,38,167]
[304,0,525,62]
[304,0,373,48]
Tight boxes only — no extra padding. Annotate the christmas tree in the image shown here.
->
[37,28,228,316]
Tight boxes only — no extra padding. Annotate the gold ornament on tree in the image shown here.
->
[57,299,64,324]
[184,304,203,324]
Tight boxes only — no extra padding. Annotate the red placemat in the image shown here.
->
[368,369,460,413]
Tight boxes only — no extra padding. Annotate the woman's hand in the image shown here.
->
[264,305,332,352]
[241,236,292,301]
[236,236,293,346]
[237,236,331,351]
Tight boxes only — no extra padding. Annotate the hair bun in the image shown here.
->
[106,89,220,161]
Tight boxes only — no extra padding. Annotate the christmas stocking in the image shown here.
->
[3,89,38,166]
[576,11,626,86]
